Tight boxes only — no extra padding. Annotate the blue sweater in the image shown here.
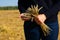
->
[18,0,60,23]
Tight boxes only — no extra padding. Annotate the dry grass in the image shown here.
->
[58,12,60,40]
[0,10,60,40]
[0,10,25,40]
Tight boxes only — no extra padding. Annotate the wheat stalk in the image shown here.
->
[23,5,52,36]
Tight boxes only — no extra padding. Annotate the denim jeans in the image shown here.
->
[24,21,59,40]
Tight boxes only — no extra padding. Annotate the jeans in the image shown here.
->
[24,21,59,40]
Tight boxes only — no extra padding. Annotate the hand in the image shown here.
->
[20,13,31,21]
[34,14,46,25]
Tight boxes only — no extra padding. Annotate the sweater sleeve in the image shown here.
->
[18,0,26,13]
[44,1,60,18]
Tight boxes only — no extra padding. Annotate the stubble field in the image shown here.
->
[0,10,60,40]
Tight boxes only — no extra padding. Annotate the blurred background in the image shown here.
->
[0,0,60,40]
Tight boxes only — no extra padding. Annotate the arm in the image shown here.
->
[18,0,31,21]
[34,1,60,23]
[18,0,26,13]
[44,1,60,18]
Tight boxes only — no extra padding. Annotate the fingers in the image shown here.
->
[20,13,31,21]
[21,17,30,21]
[34,14,46,25]
[34,16,42,25]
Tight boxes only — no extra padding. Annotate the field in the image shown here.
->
[0,10,60,40]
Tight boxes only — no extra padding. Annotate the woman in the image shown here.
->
[18,0,60,40]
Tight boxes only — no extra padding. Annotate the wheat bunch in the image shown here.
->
[23,5,52,36]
